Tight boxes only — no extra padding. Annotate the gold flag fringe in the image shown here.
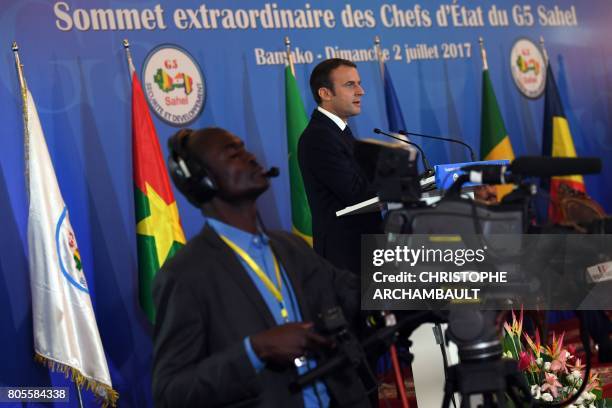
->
[35,353,119,407]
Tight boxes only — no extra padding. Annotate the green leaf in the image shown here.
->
[503,334,520,359]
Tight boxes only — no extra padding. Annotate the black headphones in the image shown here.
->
[167,128,218,207]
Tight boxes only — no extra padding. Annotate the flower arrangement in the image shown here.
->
[502,309,610,407]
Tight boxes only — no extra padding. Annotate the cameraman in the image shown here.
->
[152,127,371,407]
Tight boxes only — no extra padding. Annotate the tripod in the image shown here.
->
[442,359,531,408]
[442,309,532,408]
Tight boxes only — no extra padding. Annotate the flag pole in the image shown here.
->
[12,41,31,195]
[74,383,84,408]
[123,38,136,76]
[368,30,409,394]
[478,37,488,71]
[284,36,295,76]
[374,35,384,79]
[12,41,27,92]
[539,36,549,66]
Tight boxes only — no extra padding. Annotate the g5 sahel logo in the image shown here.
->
[143,44,205,126]
[510,38,546,99]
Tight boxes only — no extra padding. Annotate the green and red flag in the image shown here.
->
[480,67,515,199]
[131,68,186,323]
[284,65,312,245]
[542,62,585,223]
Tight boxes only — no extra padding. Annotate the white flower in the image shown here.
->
[544,361,552,371]
[530,384,541,399]
[541,392,553,402]
[575,396,583,405]
[536,357,543,366]
[566,404,576,408]
[587,404,596,408]
[583,392,596,401]
[570,370,582,381]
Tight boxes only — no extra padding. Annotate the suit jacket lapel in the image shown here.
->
[269,237,313,322]
[311,109,354,152]
[200,225,276,328]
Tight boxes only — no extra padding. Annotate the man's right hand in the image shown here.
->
[250,322,333,367]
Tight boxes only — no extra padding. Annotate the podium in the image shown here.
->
[335,187,476,218]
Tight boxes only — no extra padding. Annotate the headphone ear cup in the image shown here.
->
[167,129,218,207]
[168,154,188,192]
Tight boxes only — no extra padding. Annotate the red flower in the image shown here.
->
[518,351,535,371]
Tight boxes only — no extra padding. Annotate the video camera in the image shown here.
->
[374,146,606,406]
[295,140,607,407]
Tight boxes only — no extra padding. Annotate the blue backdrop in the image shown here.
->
[1,1,611,406]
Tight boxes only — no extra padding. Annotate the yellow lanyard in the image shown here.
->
[219,234,289,322]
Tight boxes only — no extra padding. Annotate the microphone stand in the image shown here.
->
[373,128,434,178]
[399,130,476,162]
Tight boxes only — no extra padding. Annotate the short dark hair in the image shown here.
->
[309,58,356,104]
[187,127,232,166]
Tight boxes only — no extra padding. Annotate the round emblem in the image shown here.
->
[142,44,205,126]
[509,38,546,99]
[56,208,88,293]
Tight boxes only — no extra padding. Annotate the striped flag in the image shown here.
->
[130,64,186,323]
[480,65,515,199]
[284,65,312,244]
[542,62,584,223]
[20,81,117,405]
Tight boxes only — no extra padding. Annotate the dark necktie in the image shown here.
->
[343,126,354,139]
[341,126,355,148]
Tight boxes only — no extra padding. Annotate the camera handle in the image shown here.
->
[291,311,433,394]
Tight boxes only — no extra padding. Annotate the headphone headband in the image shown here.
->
[167,128,217,207]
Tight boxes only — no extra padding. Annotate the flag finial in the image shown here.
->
[123,38,135,76]
[539,36,549,65]
[478,37,488,71]
[285,36,295,76]
[374,36,384,78]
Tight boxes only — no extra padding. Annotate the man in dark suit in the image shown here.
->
[152,127,371,407]
[298,59,382,275]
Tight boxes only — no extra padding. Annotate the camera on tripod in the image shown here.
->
[350,141,607,407]
[295,141,607,406]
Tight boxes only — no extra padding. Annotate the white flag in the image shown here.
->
[24,87,118,406]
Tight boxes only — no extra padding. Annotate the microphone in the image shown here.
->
[461,156,602,185]
[373,128,434,178]
[263,167,280,178]
[399,130,476,162]
[511,156,601,177]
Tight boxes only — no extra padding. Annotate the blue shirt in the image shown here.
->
[207,218,330,408]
